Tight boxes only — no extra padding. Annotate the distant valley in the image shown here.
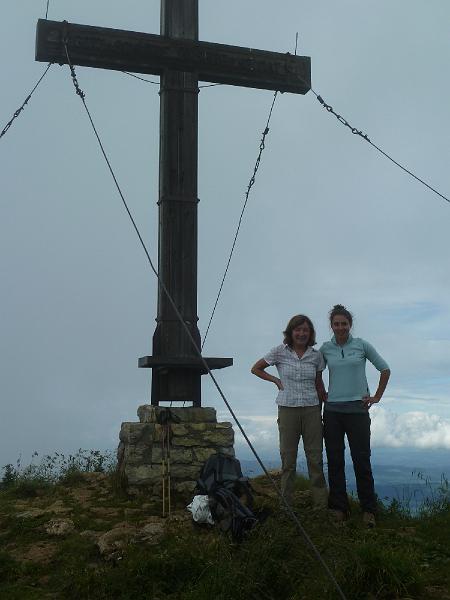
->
[240,446,450,510]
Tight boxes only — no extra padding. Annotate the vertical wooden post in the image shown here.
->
[151,0,202,405]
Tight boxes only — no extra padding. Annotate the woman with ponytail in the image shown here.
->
[320,305,390,527]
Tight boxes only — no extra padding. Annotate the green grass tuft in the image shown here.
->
[334,539,424,599]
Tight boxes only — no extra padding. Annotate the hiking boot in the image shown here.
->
[362,512,376,528]
[328,509,347,524]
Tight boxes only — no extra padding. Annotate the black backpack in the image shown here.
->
[209,487,258,542]
[196,453,252,502]
[196,453,257,542]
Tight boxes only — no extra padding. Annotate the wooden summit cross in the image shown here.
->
[35,0,311,407]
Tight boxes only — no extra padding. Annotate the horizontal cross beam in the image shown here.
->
[36,19,311,94]
[138,356,233,374]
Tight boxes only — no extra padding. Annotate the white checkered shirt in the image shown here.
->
[263,344,325,407]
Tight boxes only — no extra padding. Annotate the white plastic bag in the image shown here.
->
[187,494,214,525]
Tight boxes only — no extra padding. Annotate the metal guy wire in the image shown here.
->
[1,64,52,141]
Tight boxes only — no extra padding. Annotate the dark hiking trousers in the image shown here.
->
[323,409,377,514]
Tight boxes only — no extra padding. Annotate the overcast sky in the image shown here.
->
[1,1,450,467]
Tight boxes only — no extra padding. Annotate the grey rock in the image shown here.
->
[137,521,165,545]
[192,447,217,463]
[16,509,47,519]
[119,423,155,445]
[45,518,75,536]
[138,406,217,424]
[45,501,72,514]
[169,463,202,479]
[168,447,194,463]
[97,525,137,559]
[80,530,102,542]
[192,446,234,463]
[123,444,156,465]
[173,480,196,494]
[125,464,163,485]
[172,428,233,447]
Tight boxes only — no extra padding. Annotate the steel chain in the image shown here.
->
[314,90,449,202]
[316,94,370,141]
[248,126,269,195]
[0,64,52,141]
[67,61,86,100]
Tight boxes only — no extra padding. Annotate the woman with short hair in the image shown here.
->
[320,304,390,527]
[251,314,328,508]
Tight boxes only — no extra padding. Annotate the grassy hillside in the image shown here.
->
[0,451,449,599]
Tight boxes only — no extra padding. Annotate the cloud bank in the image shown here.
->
[371,408,450,449]
[232,408,450,459]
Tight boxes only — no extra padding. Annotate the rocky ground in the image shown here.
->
[0,472,190,562]
[0,471,449,599]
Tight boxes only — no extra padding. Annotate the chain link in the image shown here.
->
[316,95,370,141]
[314,91,449,203]
[65,52,86,99]
[0,64,52,141]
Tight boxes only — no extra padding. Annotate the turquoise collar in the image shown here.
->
[331,333,353,346]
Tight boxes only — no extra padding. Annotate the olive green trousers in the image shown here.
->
[278,404,328,508]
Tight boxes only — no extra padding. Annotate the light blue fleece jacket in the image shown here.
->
[319,335,389,403]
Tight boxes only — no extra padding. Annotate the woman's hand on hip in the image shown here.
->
[251,359,283,390]
[363,395,380,409]
[274,378,284,391]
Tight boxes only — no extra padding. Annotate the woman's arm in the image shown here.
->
[363,369,391,408]
[251,358,284,391]
[315,371,327,403]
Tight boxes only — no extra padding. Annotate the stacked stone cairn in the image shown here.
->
[117,406,235,501]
